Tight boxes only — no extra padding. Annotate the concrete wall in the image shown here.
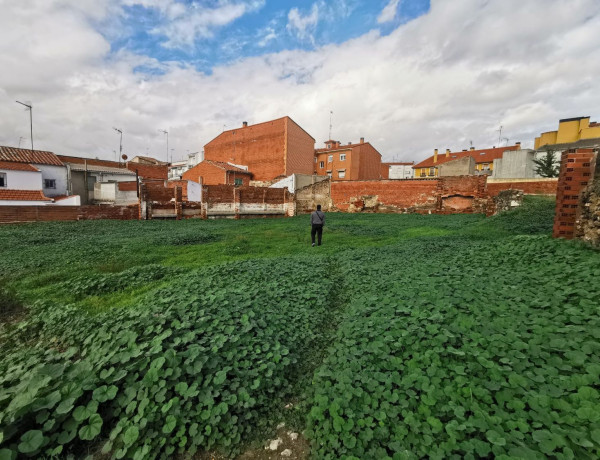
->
[438,157,475,177]
[270,174,328,192]
[38,164,68,197]
[94,182,138,204]
[0,169,42,190]
[492,149,536,179]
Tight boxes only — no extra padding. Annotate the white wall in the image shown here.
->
[0,199,51,206]
[389,165,414,179]
[52,195,81,206]
[0,169,42,190]
[187,180,202,202]
[37,164,68,197]
[270,174,295,192]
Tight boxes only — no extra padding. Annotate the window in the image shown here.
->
[234,178,243,186]
[429,167,435,177]
[338,170,346,179]
[340,154,346,161]
[314,157,317,163]
[319,161,324,168]
[0,172,6,188]
[44,179,56,189]
[482,163,490,170]
[327,172,332,178]
[328,155,333,163]
[327,143,331,149]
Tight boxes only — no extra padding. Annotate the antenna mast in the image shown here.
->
[497,125,503,146]
[329,111,333,140]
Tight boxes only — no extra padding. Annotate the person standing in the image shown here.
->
[311,205,325,247]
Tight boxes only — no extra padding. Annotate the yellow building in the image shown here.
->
[534,117,600,149]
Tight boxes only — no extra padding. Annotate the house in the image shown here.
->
[183,160,252,186]
[412,144,521,178]
[535,117,600,149]
[382,162,415,179]
[58,155,137,204]
[204,117,315,182]
[130,155,168,165]
[0,161,54,205]
[0,146,68,197]
[169,152,203,180]
[314,138,382,181]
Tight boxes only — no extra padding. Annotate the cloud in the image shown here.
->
[378,0,401,24]
[287,4,320,43]
[0,0,599,164]
[125,0,266,48]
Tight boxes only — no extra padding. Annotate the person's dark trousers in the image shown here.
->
[311,224,323,246]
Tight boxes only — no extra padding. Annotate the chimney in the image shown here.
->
[242,121,248,127]
[360,137,365,144]
[433,149,438,163]
[515,141,521,149]
[470,146,475,151]
[446,149,450,158]
[462,149,467,152]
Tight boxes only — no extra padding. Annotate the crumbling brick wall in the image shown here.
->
[574,152,599,246]
[0,204,140,224]
[487,179,558,197]
[202,185,291,218]
[553,149,597,239]
[295,179,332,214]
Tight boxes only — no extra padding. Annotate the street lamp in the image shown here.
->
[113,128,123,165]
[16,101,33,151]
[158,129,169,164]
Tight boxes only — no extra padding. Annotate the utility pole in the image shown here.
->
[159,129,168,164]
[113,128,123,165]
[16,101,33,151]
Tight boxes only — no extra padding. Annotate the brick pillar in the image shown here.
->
[175,186,183,220]
[201,186,208,219]
[234,187,241,219]
[553,149,596,239]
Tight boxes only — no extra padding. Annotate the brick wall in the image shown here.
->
[127,163,168,180]
[331,179,439,212]
[285,118,315,176]
[166,180,189,200]
[296,179,332,214]
[487,178,558,197]
[380,163,390,180]
[0,204,139,224]
[118,181,138,192]
[205,118,287,181]
[553,149,597,239]
[356,143,383,180]
[203,185,291,218]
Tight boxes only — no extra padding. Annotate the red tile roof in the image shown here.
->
[0,189,52,201]
[207,160,252,174]
[58,155,126,169]
[0,146,63,166]
[0,161,39,172]
[413,145,520,169]
[383,162,415,166]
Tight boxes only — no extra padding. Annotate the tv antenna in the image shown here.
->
[113,128,123,165]
[329,110,333,140]
[16,101,33,151]
[496,125,503,146]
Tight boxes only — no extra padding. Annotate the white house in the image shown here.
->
[386,162,415,179]
[0,161,54,205]
[0,146,68,198]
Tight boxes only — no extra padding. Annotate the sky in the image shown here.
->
[0,0,599,163]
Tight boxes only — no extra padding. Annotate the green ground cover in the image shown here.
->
[1,196,599,459]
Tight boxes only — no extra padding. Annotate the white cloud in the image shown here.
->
[287,4,320,43]
[378,0,401,24]
[1,0,599,164]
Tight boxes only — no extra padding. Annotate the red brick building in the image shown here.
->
[314,138,382,181]
[183,160,252,186]
[203,117,315,182]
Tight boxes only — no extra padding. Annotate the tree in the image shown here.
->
[533,150,559,178]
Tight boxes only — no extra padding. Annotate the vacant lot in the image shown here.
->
[1,197,599,459]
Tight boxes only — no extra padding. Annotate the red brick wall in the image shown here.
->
[553,149,596,239]
[331,180,439,211]
[437,175,487,198]
[204,118,286,181]
[0,205,139,224]
[487,180,558,196]
[225,171,251,186]
[183,162,226,185]
[127,163,168,180]
[356,143,382,180]
[204,185,289,205]
[166,180,189,200]
[285,118,315,176]
[118,181,138,192]
[144,182,175,202]
[380,163,390,179]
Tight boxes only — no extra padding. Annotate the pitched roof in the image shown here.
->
[0,161,40,172]
[0,189,52,201]
[207,160,252,174]
[58,155,126,169]
[383,162,415,166]
[413,146,520,169]
[0,146,63,166]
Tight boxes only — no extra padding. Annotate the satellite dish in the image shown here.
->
[122,154,128,160]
